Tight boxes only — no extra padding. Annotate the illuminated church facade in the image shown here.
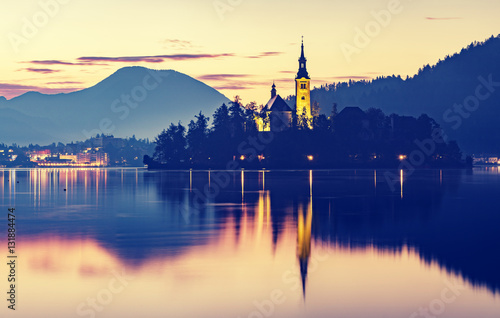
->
[257,39,313,132]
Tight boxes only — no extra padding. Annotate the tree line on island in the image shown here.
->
[145,97,468,169]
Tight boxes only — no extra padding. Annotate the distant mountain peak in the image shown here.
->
[111,66,175,75]
[0,67,230,145]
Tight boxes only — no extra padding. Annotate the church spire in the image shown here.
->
[300,36,306,61]
[271,81,277,98]
[297,37,310,79]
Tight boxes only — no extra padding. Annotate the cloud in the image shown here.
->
[163,39,192,45]
[259,52,283,57]
[197,74,251,81]
[77,53,235,63]
[273,78,296,84]
[46,81,83,85]
[26,60,97,66]
[246,52,284,59]
[25,51,237,67]
[212,85,251,90]
[23,68,60,74]
[28,60,76,65]
[425,17,462,20]
[162,39,195,50]
[0,82,82,99]
[0,83,39,90]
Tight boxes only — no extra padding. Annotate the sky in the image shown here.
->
[0,0,499,104]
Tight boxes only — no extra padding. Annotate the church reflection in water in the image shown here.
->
[297,192,312,298]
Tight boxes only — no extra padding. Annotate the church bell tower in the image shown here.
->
[295,37,312,127]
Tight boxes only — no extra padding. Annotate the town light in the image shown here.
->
[399,155,407,161]
[307,155,314,161]
[240,155,246,161]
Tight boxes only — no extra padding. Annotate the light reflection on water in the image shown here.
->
[0,168,499,318]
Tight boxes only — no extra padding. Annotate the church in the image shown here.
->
[257,39,313,132]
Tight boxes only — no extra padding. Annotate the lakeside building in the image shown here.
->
[29,148,109,167]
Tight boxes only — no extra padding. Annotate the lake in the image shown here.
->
[1,168,499,318]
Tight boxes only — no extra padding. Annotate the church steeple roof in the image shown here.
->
[299,38,306,62]
[296,37,310,79]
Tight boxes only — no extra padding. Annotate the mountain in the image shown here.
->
[0,67,230,145]
[303,34,500,154]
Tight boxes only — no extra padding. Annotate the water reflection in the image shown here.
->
[1,168,500,318]
[297,196,312,298]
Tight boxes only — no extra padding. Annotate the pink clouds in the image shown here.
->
[22,51,280,70]
[425,17,462,20]
[0,82,82,99]
[212,85,251,90]
[197,74,250,81]
[23,68,60,74]
[77,53,235,64]
[27,60,97,66]
[246,52,284,59]
[46,81,83,85]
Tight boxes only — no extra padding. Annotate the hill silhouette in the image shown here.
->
[0,67,230,145]
[299,34,500,154]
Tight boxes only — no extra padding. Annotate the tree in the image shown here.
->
[228,96,245,137]
[298,109,311,130]
[153,122,187,164]
[313,114,330,132]
[212,103,230,134]
[312,101,320,118]
[330,103,338,119]
[244,102,258,133]
[209,103,233,163]
[187,112,210,163]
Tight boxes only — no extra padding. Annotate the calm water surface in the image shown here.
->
[0,168,499,318]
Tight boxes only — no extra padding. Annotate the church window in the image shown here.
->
[301,83,307,89]
[301,96,305,100]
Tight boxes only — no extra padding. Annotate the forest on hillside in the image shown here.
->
[288,35,500,154]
